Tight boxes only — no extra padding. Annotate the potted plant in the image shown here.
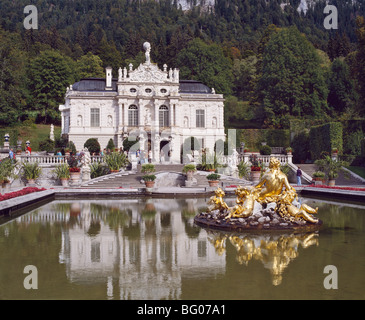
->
[312,171,326,185]
[104,151,129,173]
[141,163,156,188]
[315,155,349,187]
[198,151,220,172]
[21,162,42,186]
[237,161,250,179]
[53,163,70,187]
[0,158,18,191]
[67,154,81,183]
[249,154,262,182]
[182,164,196,181]
[206,173,220,187]
[286,147,293,155]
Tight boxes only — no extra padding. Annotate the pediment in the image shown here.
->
[128,63,168,83]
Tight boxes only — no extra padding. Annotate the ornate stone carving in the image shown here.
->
[128,63,168,83]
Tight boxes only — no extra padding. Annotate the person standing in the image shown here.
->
[296,166,302,186]
[9,148,14,162]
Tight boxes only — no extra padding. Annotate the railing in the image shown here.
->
[16,154,105,165]
[240,153,293,166]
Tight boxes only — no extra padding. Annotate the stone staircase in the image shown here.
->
[294,163,364,186]
[81,164,251,189]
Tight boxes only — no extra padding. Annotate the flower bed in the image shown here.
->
[0,187,47,202]
[306,185,365,192]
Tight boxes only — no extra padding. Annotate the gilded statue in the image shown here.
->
[225,186,258,220]
[225,157,318,224]
[255,157,293,203]
[277,188,319,223]
[207,187,229,213]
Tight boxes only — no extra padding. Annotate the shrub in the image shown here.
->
[314,155,349,180]
[21,162,42,180]
[206,173,221,180]
[90,162,110,178]
[106,138,115,151]
[182,164,197,173]
[259,144,272,155]
[237,161,250,179]
[66,141,77,154]
[38,138,55,153]
[141,163,155,174]
[104,152,129,171]
[142,174,156,181]
[84,138,101,154]
[52,163,70,179]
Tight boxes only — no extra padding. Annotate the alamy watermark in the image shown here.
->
[323,265,338,290]
[23,5,38,30]
[23,265,38,290]
[324,5,338,30]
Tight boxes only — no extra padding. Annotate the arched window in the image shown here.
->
[128,105,138,126]
[159,105,169,127]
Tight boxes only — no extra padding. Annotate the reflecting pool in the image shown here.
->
[0,197,364,300]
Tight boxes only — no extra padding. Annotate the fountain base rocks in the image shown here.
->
[194,157,322,232]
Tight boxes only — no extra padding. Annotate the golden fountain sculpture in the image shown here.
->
[195,157,321,231]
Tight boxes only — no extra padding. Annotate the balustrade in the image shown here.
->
[17,154,104,166]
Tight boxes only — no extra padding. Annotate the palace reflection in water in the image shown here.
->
[2,198,364,299]
[17,199,226,299]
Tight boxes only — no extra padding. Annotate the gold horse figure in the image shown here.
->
[207,187,229,213]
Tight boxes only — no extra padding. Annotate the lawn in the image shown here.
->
[0,124,61,151]
[346,166,365,179]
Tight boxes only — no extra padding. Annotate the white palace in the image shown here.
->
[59,42,225,163]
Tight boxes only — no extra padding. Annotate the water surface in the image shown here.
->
[0,197,364,300]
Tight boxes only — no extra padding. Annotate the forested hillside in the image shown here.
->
[0,0,364,130]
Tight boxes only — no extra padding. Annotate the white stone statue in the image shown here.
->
[143,42,151,64]
[81,147,91,182]
[50,124,54,141]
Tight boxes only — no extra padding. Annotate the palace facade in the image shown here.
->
[59,43,225,163]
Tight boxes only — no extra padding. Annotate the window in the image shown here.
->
[130,88,137,93]
[90,108,100,127]
[160,88,167,93]
[159,105,169,127]
[196,109,205,128]
[128,105,138,126]
[145,88,152,93]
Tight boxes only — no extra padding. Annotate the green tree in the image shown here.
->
[27,50,75,123]
[232,55,258,100]
[355,16,365,116]
[327,58,357,114]
[176,39,233,96]
[0,29,28,125]
[76,52,104,80]
[258,27,328,128]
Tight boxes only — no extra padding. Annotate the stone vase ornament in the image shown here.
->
[60,178,69,187]
[250,170,261,182]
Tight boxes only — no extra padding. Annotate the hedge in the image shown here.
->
[237,129,290,151]
[309,122,343,160]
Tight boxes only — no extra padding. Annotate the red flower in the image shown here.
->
[307,184,365,192]
[69,167,81,172]
[251,166,261,171]
[0,187,46,202]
